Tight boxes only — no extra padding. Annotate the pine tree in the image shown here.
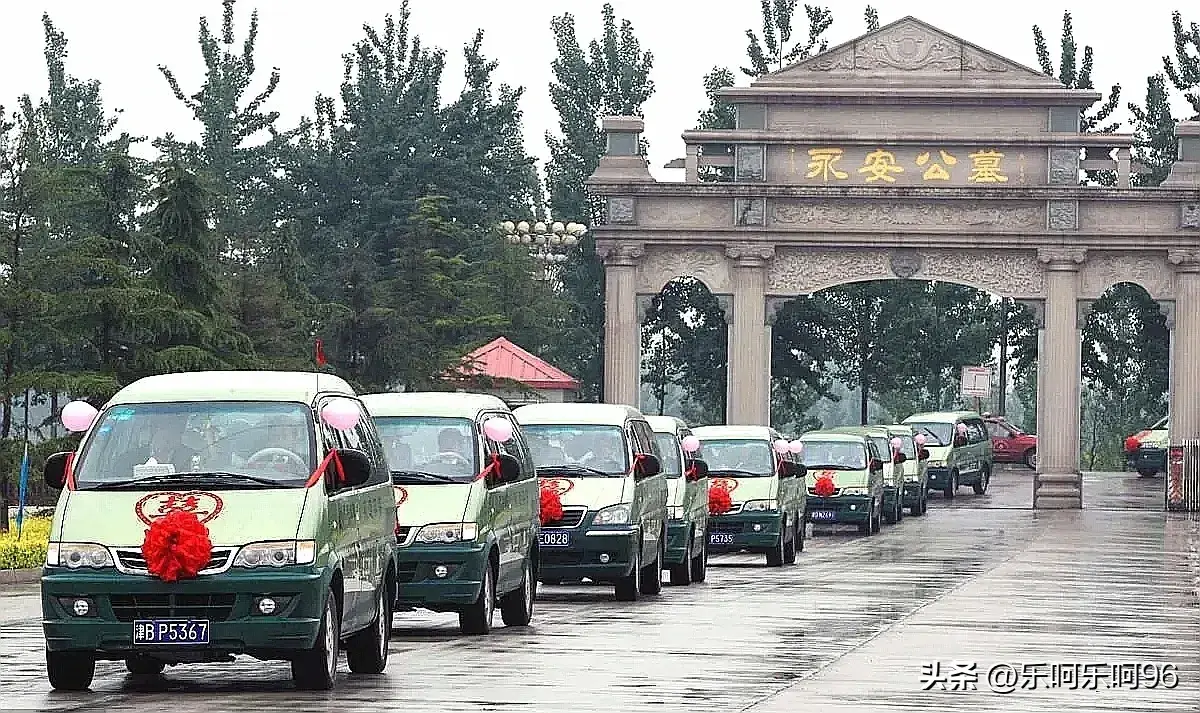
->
[544,4,654,401]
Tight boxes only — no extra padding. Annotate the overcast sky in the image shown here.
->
[1,1,1195,186]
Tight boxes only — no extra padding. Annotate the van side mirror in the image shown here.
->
[685,458,709,481]
[635,453,661,478]
[780,461,806,479]
[893,452,908,464]
[918,448,930,460]
[494,452,522,485]
[334,448,372,487]
[44,452,71,489]
[869,458,883,472]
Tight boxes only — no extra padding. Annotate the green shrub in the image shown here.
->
[0,516,50,569]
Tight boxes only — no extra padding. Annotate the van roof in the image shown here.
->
[903,411,980,423]
[512,402,646,426]
[800,431,867,444]
[644,415,688,434]
[360,392,509,419]
[881,424,915,435]
[107,371,355,407]
[692,425,777,440]
[829,425,889,436]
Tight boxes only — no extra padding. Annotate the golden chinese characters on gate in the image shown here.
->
[788,146,1019,185]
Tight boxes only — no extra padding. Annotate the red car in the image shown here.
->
[984,416,1037,470]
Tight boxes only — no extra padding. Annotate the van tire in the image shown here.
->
[125,656,165,675]
[766,522,785,567]
[857,502,873,534]
[943,472,957,499]
[669,527,693,585]
[795,516,805,552]
[782,516,797,564]
[870,502,882,533]
[346,585,390,674]
[500,556,535,627]
[1137,468,1158,478]
[47,651,95,691]
[459,557,495,635]
[640,532,664,594]
[1024,448,1037,470]
[292,588,339,690]
[690,531,708,582]
[614,540,641,601]
[973,467,990,495]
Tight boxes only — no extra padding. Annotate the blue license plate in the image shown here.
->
[708,532,735,545]
[809,510,836,521]
[539,531,570,547]
[133,619,210,645]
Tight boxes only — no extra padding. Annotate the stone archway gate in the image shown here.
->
[584,17,1200,509]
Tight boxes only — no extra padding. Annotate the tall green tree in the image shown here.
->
[741,1,833,76]
[1163,10,1200,120]
[544,4,654,400]
[1128,74,1177,187]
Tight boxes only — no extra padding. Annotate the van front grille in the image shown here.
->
[114,547,233,576]
[109,593,236,622]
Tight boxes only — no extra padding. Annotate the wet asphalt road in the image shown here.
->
[2,467,1197,712]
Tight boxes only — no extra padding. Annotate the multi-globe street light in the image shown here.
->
[499,219,587,280]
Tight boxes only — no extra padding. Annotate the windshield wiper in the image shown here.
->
[805,464,857,471]
[536,464,617,477]
[391,470,459,484]
[86,471,278,490]
[709,469,768,477]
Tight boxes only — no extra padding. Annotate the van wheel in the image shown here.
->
[459,558,495,635]
[795,517,805,553]
[973,467,990,495]
[500,555,536,627]
[540,578,561,585]
[640,532,664,594]
[857,502,874,535]
[690,531,708,582]
[614,540,641,601]
[1137,468,1158,478]
[669,527,693,585]
[125,656,165,675]
[909,497,923,517]
[292,588,339,690]
[870,501,882,533]
[943,472,957,499]
[47,651,95,691]
[346,585,390,674]
[782,516,797,564]
[766,519,785,567]
[1024,448,1037,470]
[884,499,898,524]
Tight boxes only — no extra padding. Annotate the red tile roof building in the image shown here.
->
[454,337,579,402]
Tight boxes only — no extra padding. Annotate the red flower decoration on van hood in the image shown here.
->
[141,510,213,582]
[813,475,836,498]
[539,486,564,525]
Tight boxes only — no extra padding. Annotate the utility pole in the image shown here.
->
[997,298,1009,416]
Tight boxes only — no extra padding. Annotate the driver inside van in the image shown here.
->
[428,427,474,476]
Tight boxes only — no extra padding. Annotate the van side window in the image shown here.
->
[966,419,986,444]
[351,405,390,486]
[630,420,656,456]
[482,412,533,481]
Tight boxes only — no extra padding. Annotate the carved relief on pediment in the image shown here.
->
[766,249,891,294]
[771,200,1043,229]
[919,250,1045,297]
[635,247,731,294]
[855,25,960,72]
[1080,252,1173,299]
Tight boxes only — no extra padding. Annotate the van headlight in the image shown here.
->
[47,543,113,569]
[928,460,945,467]
[415,523,478,544]
[592,504,631,525]
[741,499,778,513]
[233,540,317,568]
[841,487,870,496]
[667,506,684,521]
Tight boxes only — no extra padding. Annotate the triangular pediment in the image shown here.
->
[756,16,1064,89]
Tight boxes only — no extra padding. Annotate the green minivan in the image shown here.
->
[829,426,907,524]
[40,371,397,691]
[883,424,929,516]
[645,415,709,585]
[513,403,668,602]
[799,431,884,534]
[361,392,537,635]
[692,425,807,567]
[902,411,994,498]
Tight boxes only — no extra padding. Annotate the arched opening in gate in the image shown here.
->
[770,278,1040,508]
[638,277,728,424]
[1078,281,1170,510]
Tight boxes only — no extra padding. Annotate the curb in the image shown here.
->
[0,568,40,585]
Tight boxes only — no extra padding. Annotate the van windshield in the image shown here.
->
[522,424,629,476]
[700,439,774,476]
[801,440,868,470]
[907,421,951,446]
[1151,416,1169,430]
[74,401,315,489]
[652,433,683,477]
[373,416,479,483]
[894,434,916,458]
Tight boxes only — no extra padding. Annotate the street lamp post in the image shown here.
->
[499,219,587,281]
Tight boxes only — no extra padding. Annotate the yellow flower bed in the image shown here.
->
[0,515,51,569]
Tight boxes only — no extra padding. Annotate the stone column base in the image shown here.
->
[1033,472,1082,509]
